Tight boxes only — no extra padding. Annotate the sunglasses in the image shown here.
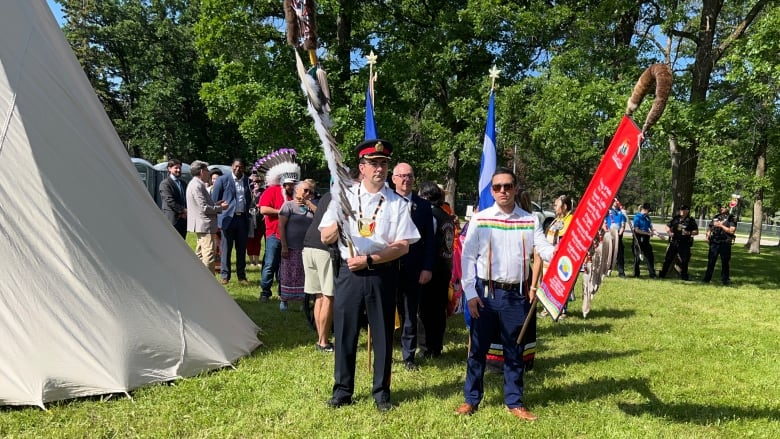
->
[302,188,313,194]
[491,183,514,192]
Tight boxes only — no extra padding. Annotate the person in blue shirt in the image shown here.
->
[632,203,656,278]
[603,199,627,278]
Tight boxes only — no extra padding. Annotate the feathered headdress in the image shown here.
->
[253,148,300,186]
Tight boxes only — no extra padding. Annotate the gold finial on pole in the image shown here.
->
[366,50,378,105]
[488,65,501,91]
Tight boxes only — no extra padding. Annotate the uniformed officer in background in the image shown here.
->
[659,205,698,280]
[632,203,657,278]
[703,204,736,285]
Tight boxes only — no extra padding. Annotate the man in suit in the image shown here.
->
[211,158,252,286]
[392,162,435,371]
[186,160,229,273]
[159,159,188,238]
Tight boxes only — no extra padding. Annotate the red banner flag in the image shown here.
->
[538,116,642,319]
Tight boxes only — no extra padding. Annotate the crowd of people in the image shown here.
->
[156,139,738,421]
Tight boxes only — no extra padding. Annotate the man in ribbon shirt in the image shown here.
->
[455,168,554,422]
[159,159,188,238]
[320,139,420,412]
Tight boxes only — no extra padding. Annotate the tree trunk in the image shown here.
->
[746,129,768,253]
[445,148,459,211]
[671,0,768,212]
[669,134,680,210]
[674,141,698,211]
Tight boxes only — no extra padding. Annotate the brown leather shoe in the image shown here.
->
[507,406,537,421]
[454,403,477,416]
[220,279,229,285]
[238,279,250,286]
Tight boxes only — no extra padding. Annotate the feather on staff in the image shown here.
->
[287,0,354,253]
[626,63,673,133]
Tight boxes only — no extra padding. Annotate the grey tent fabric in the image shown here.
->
[0,1,260,407]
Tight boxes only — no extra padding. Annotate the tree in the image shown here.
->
[645,0,773,212]
[57,0,237,163]
[721,6,780,252]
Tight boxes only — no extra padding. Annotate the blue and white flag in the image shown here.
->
[477,90,496,210]
[364,83,377,140]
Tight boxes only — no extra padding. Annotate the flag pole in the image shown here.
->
[516,297,538,345]
[468,66,500,357]
[365,50,378,373]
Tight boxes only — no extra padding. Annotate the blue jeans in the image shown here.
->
[260,235,281,297]
[464,279,529,408]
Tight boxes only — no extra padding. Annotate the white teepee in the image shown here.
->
[0,1,260,407]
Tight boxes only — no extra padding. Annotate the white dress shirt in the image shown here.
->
[461,203,555,301]
[320,182,420,259]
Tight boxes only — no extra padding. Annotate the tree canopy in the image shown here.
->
[56,0,778,228]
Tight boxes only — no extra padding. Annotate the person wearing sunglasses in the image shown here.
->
[455,168,555,422]
[320,139,420,412]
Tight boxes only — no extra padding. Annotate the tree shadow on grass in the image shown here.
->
[615,377,780,424]
[618,400,780,424]
[542,322,614,338]
[532,349,643,376]
[578,307,637,319]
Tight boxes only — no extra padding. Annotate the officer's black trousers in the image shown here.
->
[331,264,397,404]
[660,241,692,280]
[703,241,732,284]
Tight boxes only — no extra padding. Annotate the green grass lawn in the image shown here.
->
[1,239,779,438]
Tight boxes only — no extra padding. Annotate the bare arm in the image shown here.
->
[260,206,279,216]
[279,211,289,257]
[320,223,339,245]
[529,249,542,303]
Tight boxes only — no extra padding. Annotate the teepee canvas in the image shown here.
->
[0,1,260,407]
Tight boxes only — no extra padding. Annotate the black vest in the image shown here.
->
[709,213,736,244]
[668,214,697,244]
[431,205,455,269]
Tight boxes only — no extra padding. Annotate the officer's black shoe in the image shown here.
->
[326,397,353,408]
[375,401,393,412]
[405,361,418,371]
[722,280,731,286]
[421,350,441,359]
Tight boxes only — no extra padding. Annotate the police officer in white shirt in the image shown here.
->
[319,139,420,412]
